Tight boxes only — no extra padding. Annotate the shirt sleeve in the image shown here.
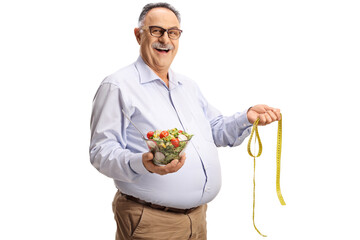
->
[209,108,253,147]
[196,85,253,147]
[89,82,149,182]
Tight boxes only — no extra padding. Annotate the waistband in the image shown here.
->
[120,192,197,214]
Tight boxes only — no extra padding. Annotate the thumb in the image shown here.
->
[143,152,154,161]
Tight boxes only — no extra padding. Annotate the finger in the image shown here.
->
[176,155,186,169]
[267,107,281,120]
[173,159,185,172]
[172,154,186,171]
[159,160,179,175]
[150,164,169,175]
[169,159,179,168]
[157,168,168,175]
[262,104,271,111]
[267,110,278,121]
[264,112,272,124]
[257,104,268,114]
[274,109,281,120]
[178,153,186,163]
[143,152,153,161]
[142,152,155,172]
[259,114,267,125]
[178,158,185,168]
[148,154,187,175]
[170,157,185,172]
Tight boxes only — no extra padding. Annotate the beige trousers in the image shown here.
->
[112,191,207,240]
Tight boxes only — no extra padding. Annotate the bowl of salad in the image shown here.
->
[145,128,193,166]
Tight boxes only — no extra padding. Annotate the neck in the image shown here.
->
[150,67,169,87]
[142,57,170,87]
[156,71,169,87]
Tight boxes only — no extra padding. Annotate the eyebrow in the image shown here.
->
[151,25,180,30]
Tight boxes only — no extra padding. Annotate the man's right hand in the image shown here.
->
[142,152,186,175]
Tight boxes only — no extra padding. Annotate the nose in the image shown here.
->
[158,31,170,43]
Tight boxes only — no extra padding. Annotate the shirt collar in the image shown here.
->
[134,56,182,89]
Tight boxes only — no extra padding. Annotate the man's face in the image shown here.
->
[135,8,180,74]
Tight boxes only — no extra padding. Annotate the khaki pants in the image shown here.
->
[112,191,207,240]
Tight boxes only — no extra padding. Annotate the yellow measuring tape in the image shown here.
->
[247,114,286,237]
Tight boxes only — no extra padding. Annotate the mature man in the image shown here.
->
[90,2,281,240]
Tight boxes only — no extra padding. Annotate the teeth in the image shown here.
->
[155,48,170,52]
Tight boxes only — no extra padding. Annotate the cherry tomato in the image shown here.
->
[147,131,154,139]
[160,131,169,138]
[171,138,180,148]
[178,130,183,133]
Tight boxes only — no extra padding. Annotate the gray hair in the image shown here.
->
[138,2,181,28]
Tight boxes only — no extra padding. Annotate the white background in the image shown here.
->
[1,0,359,239]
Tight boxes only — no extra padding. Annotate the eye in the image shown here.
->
[168,30,180,37]
[150,27,164,36]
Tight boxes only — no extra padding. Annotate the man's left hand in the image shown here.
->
[247,104,281,126]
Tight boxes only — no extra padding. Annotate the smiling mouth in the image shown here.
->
[154,48,170,53]
[152,42,173,54]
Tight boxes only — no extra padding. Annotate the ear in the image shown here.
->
[134,28,141,45]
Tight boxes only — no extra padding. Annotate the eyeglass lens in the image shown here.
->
[149,26,181,39]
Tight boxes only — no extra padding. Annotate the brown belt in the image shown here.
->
[121,193,197,214]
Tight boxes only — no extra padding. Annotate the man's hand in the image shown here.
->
[247,104,281,126]
[142,152,186,175]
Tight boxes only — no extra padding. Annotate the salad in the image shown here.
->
[145,128,193,165]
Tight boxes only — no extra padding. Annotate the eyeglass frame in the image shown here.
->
[144,25,183,40]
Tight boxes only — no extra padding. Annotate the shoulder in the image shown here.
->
[101,62,139,88]
[172,71,201,91]
[173,72,204,101]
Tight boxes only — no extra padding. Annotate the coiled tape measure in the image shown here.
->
[247,114,286,237]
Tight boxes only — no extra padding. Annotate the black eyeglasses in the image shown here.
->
[146,26,183,40]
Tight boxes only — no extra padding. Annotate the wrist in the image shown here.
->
[129,153,149,175]
[246,106,253,124]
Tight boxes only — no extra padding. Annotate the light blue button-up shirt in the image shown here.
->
[90,56,252,209]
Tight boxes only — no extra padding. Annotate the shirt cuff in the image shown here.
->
[236,109,253,129]
[129,153,149,175]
